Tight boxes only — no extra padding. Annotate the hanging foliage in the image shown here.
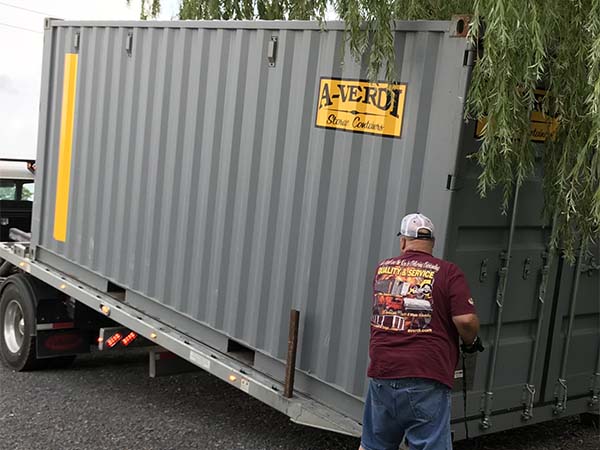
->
[127,0,162,19]
[129,0,600,255]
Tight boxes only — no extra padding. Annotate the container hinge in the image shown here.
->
[267,36,278,67]
[553,378,568,414]
[126,32,134,56]
[521,383,536,420]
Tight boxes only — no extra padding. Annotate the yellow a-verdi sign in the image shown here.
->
[315,78,407,138]
[475,89,559,142]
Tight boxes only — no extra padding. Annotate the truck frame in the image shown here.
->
[0,241,361,436]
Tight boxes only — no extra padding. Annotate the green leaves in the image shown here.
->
[132,0,600,252]
[466,0,537,213]
[157,0,328,19]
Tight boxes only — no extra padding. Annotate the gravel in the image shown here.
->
[0,350,597,450]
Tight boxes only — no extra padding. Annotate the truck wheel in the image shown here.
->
[0,275,41,371]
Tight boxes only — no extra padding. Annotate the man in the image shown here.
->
[360,213,480,450]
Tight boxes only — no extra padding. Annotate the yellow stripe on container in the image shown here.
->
[53,53,78,242]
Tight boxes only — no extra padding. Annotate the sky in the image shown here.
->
[0,0,179,159]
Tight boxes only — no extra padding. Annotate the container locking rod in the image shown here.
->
[284,309,300,398]
[481,182,520,429]
[589,349,600,407]
[586,244,600,408]
[522,229,555,421]
[554,242,586,414]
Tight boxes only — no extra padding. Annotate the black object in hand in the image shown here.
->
[461,336,484,354]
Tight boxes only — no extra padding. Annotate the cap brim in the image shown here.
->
[396,232,434,239]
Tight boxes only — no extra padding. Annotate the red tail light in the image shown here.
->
[106,332,123,348]
[121,332,138,347]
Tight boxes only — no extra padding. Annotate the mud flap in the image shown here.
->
[36,297,91,358]
[36,328,90,358]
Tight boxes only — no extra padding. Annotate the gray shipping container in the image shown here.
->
[30,18,599,437]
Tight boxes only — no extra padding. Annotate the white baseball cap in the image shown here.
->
[397,213,435,239]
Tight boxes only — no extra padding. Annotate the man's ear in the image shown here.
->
[400,237,406,252]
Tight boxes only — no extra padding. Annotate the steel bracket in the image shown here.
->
[480,391,493,429]
[267,36,278,67]
[590,371,600,407]
[522,257,531,280]
[479,258,488,282]
[553,378,568,414]
[521,383,536,420]
[126,32,134,56]
[73,32,80,52]
[495,251,509,307]
[538,251,550,303]
[14,243,29,258]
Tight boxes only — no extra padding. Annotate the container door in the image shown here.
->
[541,241,600,410]
[445,125,559,419]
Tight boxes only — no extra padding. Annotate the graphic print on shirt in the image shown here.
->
[371,258,440,333]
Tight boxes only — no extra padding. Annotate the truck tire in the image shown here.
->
[0,274,40,371]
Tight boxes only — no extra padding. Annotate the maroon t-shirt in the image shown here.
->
[367,250,476,388]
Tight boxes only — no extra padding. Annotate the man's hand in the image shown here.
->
[452,313,480,346]
[460,336,484,354]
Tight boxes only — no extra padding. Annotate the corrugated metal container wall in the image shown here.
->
[32,20,470,415]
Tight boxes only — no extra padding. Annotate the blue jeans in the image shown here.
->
[361,378,452,450]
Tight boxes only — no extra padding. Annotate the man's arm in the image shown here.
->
[452,313,480,346]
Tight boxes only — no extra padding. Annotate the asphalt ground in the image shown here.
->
[0,349,598,450]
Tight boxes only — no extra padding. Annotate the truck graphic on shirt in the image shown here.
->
[371,262,436,332]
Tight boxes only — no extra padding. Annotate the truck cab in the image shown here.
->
[0,160,35,242]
